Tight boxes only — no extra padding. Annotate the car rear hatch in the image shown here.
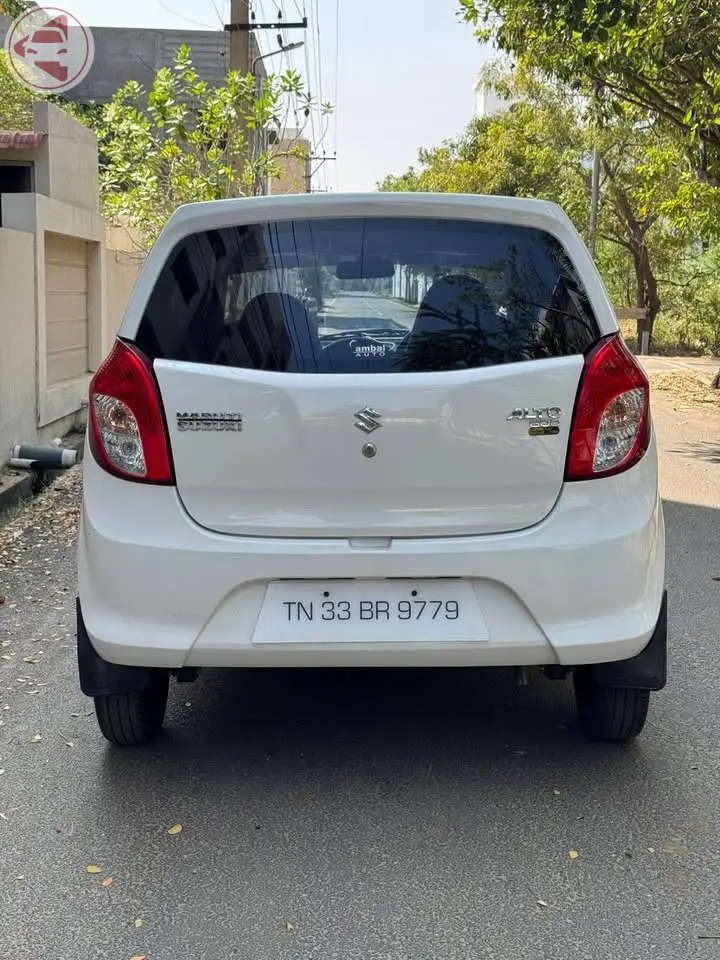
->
[135,214,600,538]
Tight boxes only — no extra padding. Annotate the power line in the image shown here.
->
[303,18,319,159]
[332,0,339,190]
[151,0,218,30]
[210,0,226,28]
[305,0,326,188]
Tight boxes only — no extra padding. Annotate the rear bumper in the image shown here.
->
[78,438,665,670]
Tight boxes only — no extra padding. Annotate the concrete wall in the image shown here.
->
[36,103,99,211]
[0,229,37,460]
[0,104,138,469]
[105,238,144,353]
[0,227,84,463]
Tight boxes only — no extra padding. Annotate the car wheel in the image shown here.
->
[573,668,650,742]
[94,670,169,746]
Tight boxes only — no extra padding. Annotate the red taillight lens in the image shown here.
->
[88,339,174,484]
[565,333,650,481]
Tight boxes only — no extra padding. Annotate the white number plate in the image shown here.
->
[252,580,489,644]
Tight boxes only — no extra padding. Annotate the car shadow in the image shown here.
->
[95,664,653,813]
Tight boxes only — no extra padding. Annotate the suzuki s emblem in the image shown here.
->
[354,407,383,433]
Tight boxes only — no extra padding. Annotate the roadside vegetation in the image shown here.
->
[380,1,720,360]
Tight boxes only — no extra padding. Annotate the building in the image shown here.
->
[269,130,312,195]
[0,102,142,468]
[0,17,310,192]
[474,77,515,118]
[0,17,264,103]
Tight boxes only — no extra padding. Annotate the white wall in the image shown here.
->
[0,229,37,460]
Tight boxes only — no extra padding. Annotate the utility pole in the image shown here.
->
[225,3,308,192]
[306,153,337,193]
[225,3,308,72]
[588,145,601,259]
[227,0,250,76]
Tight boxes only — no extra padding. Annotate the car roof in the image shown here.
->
[164,191,569,235]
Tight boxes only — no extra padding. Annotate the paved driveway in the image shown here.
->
[0,393,718,960]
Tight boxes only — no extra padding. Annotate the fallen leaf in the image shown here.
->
[536,899,549,907]
[86,865,102,874]
[568,850,579,860]
[285,921,295,931]
[23,656,39,664]
[134,918,143,928]
[648,847,655,853]
[167,823,182,835]
[102,877,113,887]
[553,789,561,796]
[130,956,145,960]
[30,734,42,742]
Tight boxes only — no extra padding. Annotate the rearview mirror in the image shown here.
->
[336,256,395,280]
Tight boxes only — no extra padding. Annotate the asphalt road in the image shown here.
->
[1,394,719,960]
[322,292,417,331]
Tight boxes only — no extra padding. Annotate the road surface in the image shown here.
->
[0,393,719,960]
[321,292,417,332]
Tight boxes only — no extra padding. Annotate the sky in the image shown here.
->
[58,0,490,192]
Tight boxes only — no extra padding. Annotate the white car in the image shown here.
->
[77,192,666,746]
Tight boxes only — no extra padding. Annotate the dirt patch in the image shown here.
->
[649,372,720,412]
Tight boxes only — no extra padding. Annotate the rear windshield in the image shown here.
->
[135,217,599,373]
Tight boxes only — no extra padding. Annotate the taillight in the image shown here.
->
[565,333,650,481]
[88,339,174,484]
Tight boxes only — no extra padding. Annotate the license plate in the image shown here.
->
[252,580,489,644]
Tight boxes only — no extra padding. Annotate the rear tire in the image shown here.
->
[94,671,169,746]
[574,669,650,742]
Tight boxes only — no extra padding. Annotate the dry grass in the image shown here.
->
[649,372,720,412]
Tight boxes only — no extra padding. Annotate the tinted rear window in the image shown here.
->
[136,217,599,373]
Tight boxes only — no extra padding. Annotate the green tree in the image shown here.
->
[458,0,720,186]
[1,0,32,17]
[94,46,318,248]
[0,49,34,129]
[381,65,709,339]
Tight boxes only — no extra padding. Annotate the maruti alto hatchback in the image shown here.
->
[77,193,666,745]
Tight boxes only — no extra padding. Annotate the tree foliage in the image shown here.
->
[0,0,32,17]
[458,0,720,184]
[381,65,714,337]
[93,46,315,247]
[0,49,33,129]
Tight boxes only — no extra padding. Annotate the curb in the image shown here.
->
[0,471,35,520]
[0,430,86,523]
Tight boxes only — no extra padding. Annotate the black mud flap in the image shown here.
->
[77,599,151,697]
[594,591,667,691]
